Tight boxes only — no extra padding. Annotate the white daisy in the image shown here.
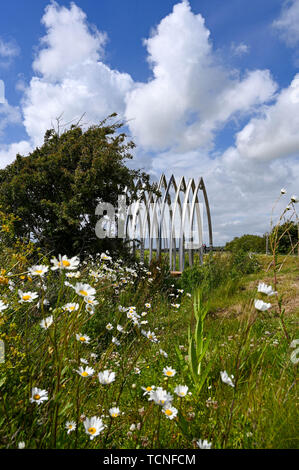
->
[174,385,189,397]
[0,300,8,312]
[74,282,96,298]
[84,416,105,440]
[40,315,53,329]
[220,370,235,387]
[76,333,90,344]
[149,387,173,406]
[98,370,116,384]
[30,387,48,404]
[163,366,176,378]
[51,255,80,271]
[162,404,178,420]
[109,407,121,418]
[254,299,271,311]
[18,290,38,303]
[63,303,79,313]
[65,421,76,434]
[76,366,94,377]
[28,265,49,277]
[257,282,277,296]
[197,439,212,449]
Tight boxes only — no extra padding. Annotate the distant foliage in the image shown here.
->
[180,250,261,293]
[270,221,298,254]
[225,234,266,253]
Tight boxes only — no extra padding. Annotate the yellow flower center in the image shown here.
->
[146,386,152,392]
[88,427,96,435]
[161,400,165,404]
[68,425,73,429]
[111,413,118,418]
[69,306,75,311]
[22,295,31,301]
[165,409,173,416]
[79,290,88,296]
[62,260,70,267]
[81,371,89,377]
[79,336,86,342]
[33,394,41,400]
[166,371,173,376]
[35,270,43,274]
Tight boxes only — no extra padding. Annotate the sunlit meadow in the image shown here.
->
[0,193,298,450]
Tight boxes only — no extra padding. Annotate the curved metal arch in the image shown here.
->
[124,174,213,271]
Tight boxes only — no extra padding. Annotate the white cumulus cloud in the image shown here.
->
[273,0,299,47]
[125,0,277,152]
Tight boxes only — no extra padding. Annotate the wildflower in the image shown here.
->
[75,282,96,298]
[30,387,48,404]
[80,358,88,364]
[76,366,94,377]
[0,300,8,312]
[141,329,159,343]
[98,370,116,385]
[171,303,180,309]
[85,304,94,315]
[109,407,121,418]
[63,303,79,312]
[159,349,168,358]
[116,324,124,333]
[66,271,81,278]
[254,299,271,311]
[197,439,212,449]
[28,265,49,277]
[84,296,99,306]
[100,253,112,261]
[65,421,76,434]
[174,385,188,397]
[76,333,90,344]
[257,282,277,296]
[40,315,54,329]
[145,303,151,308]
[141,385,156,396]
[149,387,173,405]
[220,370,235,387]
[84,416,105,440]
[106,323,113,331]
[291,195,298,203]
[51,255,80,271]
[162,404,178,420]
[18,290,38,303]
[18,442,25,449]
[112,337,120,346]
[163,366,176,378]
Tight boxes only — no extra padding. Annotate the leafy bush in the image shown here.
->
[225,234,266,253]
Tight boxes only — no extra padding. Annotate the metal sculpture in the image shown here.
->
[124,174,212,271]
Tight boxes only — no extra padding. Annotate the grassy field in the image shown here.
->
[0,250,298,449]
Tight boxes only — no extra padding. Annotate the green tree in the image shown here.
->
[225,234,266,253]
[270,221,298,254]
[0,114,152,258]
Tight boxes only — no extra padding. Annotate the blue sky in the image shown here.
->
[0,0,298,244]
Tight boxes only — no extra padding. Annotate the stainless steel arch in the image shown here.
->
[124,174,213,271]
